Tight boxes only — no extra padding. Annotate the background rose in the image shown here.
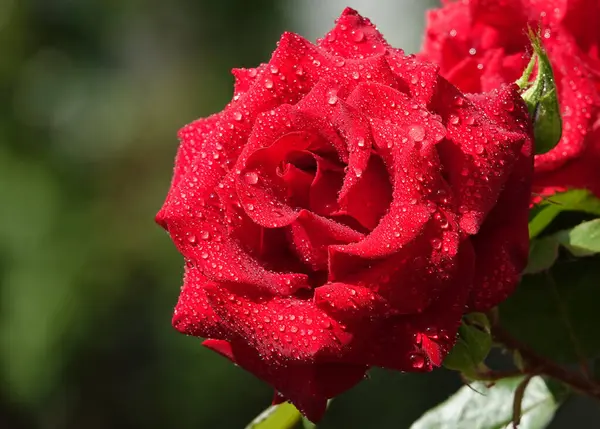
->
[157,8,533,421]
[421,0,600,197]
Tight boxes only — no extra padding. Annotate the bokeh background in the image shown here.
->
[1,0,598,428]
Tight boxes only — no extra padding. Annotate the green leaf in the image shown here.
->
[520,28,562,154]
[555,219,600,257]
[500,256,600,362]
[302,417,317,429]
[529,189,600,238]
[444,313,492,376]
[246,403,302,429]
[524,236,559,274]
[410,376,558,429]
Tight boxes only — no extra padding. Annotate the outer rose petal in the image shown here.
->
[468,142,532,310]
[203,339,367,422]
[204,283,352,362]
[318,7,390,59]
[433,81,530,234]
[172,265,227,339]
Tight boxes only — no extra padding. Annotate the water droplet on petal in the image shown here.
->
[327,90,338,105]
[352,29,365,42]
[264,79,274,89]
[408,125,425,142]
[244,171,259,185]
[410,353,426,369]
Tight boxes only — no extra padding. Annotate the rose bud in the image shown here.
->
[157,8,533,422]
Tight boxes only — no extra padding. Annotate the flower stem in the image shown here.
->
[492,325,600,399]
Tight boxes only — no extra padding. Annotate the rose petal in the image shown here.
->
[288,211,364,272]
[318,7,390,59]
[172,265,227,339]
[203,339,367,422]
[433,80,530,234]
[204,284,352,362]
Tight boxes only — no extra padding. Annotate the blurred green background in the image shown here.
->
[1,0,597,428]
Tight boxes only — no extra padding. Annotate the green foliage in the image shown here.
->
[501,256,600,362]
[443,313,492,377]
[526,218,600,273]
[529,190,600,238]
[246,403,302,429]
[410,376,558,429]
[525,236,560,274]
[555,219,600,257]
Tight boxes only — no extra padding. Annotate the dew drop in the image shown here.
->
[264,79,274,89]
[408,125,425,142]
[200,230,210,240]
[187,234,197,245]
[409,353,426,369]
[244,171,259,185]
[352,29,365,42]
[327,91,338,105]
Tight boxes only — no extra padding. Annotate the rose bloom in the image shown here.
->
[157,8,532,421]
[421,0,600,197]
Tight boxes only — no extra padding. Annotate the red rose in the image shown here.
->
[157,8,532,421]
[421,0,600,197]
